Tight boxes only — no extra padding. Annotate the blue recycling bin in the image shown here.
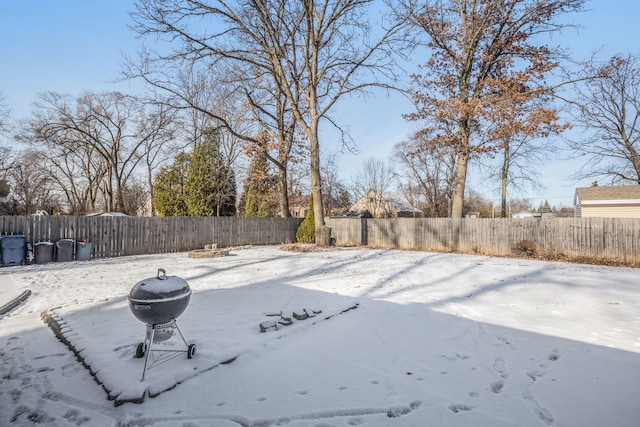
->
[1,235,26,266]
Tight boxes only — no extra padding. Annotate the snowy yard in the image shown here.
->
[1,245,639,426]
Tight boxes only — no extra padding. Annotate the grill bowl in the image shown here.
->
[128,269,192,325]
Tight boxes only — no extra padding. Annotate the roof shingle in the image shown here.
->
[575,185,640,201]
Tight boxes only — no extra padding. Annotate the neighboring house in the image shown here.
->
[348,189,421,218]
[574,185,640,218]
[512,211,555,218]
[85,212,129,217]
[137,196,154,217]
[289,194,342,218]
[289,194,310,218]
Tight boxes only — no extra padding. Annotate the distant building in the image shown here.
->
[85,212,129,217]
[347,190,421,218]
[574,185,640,218]
[289,194,342,218]
[512,211,555,218]
[137,196,154,217]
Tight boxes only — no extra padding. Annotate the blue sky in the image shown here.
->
[1,0,638,208]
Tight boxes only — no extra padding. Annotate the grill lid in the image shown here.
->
[129,268,191,303]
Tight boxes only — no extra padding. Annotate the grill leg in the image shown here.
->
[141,326,156,381]
[173,321,190,349]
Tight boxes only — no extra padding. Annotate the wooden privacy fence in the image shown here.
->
[0,216,301,259]
[327,217,640,266]
[1,216,638,265]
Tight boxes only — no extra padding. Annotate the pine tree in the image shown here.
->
[153,152,190,216]
[296,194,315,243]
[257,199,272,217]
[538,200,552,213]
[244,187,258,217]
[183,128,236,216]
[240,149,278,217]
[184,141,216,216]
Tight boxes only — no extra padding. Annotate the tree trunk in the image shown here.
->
[277,165,291,218]
[450,153,468,218]
[501,143,510,218]
[309,128,330,246]
[451,116,472,218]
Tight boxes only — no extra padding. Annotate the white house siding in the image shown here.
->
[580,204,640,218]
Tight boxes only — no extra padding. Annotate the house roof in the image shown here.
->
[575,185,640,204]
[350,190,421,214]
[385,193,421,213]
[85,212,129,217]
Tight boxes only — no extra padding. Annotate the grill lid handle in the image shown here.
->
[157,268,167,280]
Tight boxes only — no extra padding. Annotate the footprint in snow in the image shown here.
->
[63,409,91,426]
[493,357,508,377]
[522,386,555,425]
[387,401,422,418]
[496,335,517,350]
[490,380,505,394]
[527,371,546,382]
[61,363,80,377]
[448,403,473,413]
[548,349,561,361]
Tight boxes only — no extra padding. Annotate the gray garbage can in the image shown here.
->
[76,240,92,261]
[56,239,75,262]
[34,241,54,264]
[1,235,26,266]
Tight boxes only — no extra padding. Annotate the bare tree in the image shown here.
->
[0,91,11,135]
[130,0,408,245]
[351,157,396,207]
[0,146,14,181]
[399,0,584,218]
[7,150,57,214]
[136,101,182,216]
[567,54,640,184]
[0,145,14,211]
[393,135,456,217]
[484,93,568,217]
[27,92,172,213]
[36,139,107,214]
[248,87,305,219]
[0,92,13,200]
[321,153,351,215]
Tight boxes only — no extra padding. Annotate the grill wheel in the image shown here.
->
[135,342,146,358]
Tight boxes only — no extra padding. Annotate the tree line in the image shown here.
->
[1,1,639,245]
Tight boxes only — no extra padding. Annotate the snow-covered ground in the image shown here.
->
[1,245,639,426]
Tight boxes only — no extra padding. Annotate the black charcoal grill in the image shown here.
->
[128,268,196,381]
